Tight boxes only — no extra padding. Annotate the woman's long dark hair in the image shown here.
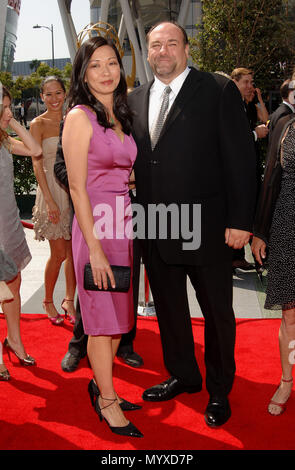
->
[66,36,133,135]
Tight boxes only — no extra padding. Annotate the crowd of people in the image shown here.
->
[0,21,294,437]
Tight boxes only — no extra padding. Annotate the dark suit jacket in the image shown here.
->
[268,103,293,142]
[128,67,257,266]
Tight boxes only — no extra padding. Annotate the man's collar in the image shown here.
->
[283,100,295,113]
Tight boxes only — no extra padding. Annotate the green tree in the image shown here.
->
[63,62,73,90]
[0,71,14,90]
[29,59,41,72]
[0,72,34,99]
[189,0,295,89]
[1,62,72,100]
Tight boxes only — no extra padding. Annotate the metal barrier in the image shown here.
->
[137,261,156,316]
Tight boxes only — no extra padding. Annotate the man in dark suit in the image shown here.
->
[128,21,257,427]
[268,79,295,142]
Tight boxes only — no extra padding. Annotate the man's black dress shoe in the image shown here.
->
[61,351,81,372]
[117,350,143,368]
[142,376,202,402]
[204,396,231,427]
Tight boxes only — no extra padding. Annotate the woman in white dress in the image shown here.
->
[0,85,41,379]
[30,76,76,325]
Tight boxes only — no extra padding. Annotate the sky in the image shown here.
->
[14,0,91,62]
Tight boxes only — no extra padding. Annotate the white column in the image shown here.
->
[177,0,190,27]
[118,14,126,44]
[118,0,147,84]
[57,0,78,62]
[133,1,153,81]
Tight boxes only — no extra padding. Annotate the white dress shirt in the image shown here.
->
[148,67,191,134]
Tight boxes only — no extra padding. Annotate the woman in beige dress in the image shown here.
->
[30,76,76,325]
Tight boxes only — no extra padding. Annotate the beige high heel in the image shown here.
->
[0,365,10,381]
[3,338,36,366]
[0,342,10,380]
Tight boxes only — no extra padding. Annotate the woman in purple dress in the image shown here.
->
[62,37,142,438]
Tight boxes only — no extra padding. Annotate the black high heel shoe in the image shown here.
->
[88,379,142,411]
[3,338,36,366]
[95,396,143,438]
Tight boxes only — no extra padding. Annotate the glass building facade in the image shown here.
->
[1,0,21,72]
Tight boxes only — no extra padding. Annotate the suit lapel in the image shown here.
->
[156,68,204,147]
[134,68,204,152]
[133,80,154,150]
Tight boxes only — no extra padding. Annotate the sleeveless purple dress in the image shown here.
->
[71,105,137,335]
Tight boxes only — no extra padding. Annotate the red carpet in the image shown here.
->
[0,314,294,451]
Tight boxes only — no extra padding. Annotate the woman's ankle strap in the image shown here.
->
[99,396,117,411]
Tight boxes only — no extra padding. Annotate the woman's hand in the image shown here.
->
[46,200,60,224]
[251,236,267,265]
[89,248,116,290]
[6,117,18,130]
[225,228,251,249]
[9,118,42,157]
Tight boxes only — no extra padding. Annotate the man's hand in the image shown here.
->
[255,124,269,139]
[225,228,251,249]
[251,236,267,265]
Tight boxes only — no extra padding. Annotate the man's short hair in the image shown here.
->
[280,79,294,99]
[146,21,189,46]
[231,68,253,82]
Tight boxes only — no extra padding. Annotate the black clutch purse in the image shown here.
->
[83,263,131,293]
